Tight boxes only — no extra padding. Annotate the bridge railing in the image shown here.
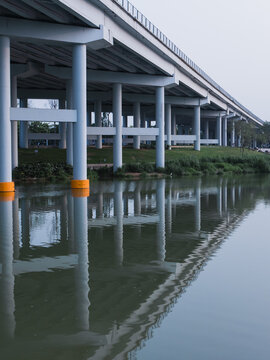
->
[113,0,264,124]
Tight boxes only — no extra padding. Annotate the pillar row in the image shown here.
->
[217,115,222,146]
[11,75,18,169]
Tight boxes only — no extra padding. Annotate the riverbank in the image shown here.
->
[14,147,270,182]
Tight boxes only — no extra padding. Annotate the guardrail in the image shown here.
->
[113,0,264,124]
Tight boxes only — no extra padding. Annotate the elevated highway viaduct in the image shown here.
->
[0,0,265,193]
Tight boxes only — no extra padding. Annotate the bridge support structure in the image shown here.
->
[156,87,165,168]
[113,83,123,172]
[71,44,89,190]
[194,105,201,151]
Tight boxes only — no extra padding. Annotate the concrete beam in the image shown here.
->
[0,17,113,48]
[45,66,177,87]
[123,93,210,106]
[10,108,77,123]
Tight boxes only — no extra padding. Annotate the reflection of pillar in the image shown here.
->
[74,195,90,331]
[67,193,74,252]
[166,182,172,235]
[156,180,166,262]
[114,182,123,265]
[21,198,30,248]
[60,194,68,243]
[217,179,223,216]
[0,199,15,340]
[223,179,228,212]
[195,179,201,232]
[231,185,235,208]
[134,183,142,237]
[12,196,20,259]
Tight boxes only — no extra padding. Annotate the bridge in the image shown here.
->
[0,0,265,193]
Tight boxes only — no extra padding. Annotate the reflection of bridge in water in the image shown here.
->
[0,177,268,359]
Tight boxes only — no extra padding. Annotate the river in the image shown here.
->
[0,175,269,359]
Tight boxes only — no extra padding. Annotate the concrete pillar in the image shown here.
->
[71,44,88,189]
[0,198,16,340]
[156,179,166,262]
[194,106,201,151]
[223,117,228,147]
[19,99,28,149]
[231,120,235,147]
[95,99,102,149]
[204,119,209,141]
[123,115,127,127]
[114,181,123,265]
[133,102,140,150]
[0,37,14,192]
[156,87,165,168]
[59,99,67,149]
[113,83,122,172]
[73,195,90,331]
[11,76,18,169]
[217,116,222,146]
[66,80,73,166]
[165,103,172,149]
[172,112,176,146]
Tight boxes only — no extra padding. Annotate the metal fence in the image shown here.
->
[113,0,264,124]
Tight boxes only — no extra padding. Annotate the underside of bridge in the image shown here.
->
[0,0,264,194]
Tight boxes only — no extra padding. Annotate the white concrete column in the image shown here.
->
[133,102,140,150]
[231,120,235,147]
[223,117,228,147]
[172,112,176,146]
[113,83,122,172]
[165,103,172,150]
[0,36,12,185]
[19,99,28,149]
[194,105,201,151]
[156,179,166,262]
[0,199,15,339]
[74,195,90,331]
[204,119,209,140]
[11,76,18,169]
[72,44,87,183]
[156,87,165,168]
[59,99,67,149]
[114,181,123,265]
[95,99,102,149]
[217,115,222,146]
[66,80,73,166]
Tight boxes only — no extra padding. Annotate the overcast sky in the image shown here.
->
[131,0,270,121]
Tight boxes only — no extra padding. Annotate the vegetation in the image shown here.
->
[16,146,270,182]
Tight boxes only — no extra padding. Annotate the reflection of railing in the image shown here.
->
[112,0,264,124]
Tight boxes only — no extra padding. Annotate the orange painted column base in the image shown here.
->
[71,179,90,198]
[0,182,15,192]
[0,182,15,202]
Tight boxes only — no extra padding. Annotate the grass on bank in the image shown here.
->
[16,146,270,181]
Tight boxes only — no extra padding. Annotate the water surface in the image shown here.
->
[0,176,270,359]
